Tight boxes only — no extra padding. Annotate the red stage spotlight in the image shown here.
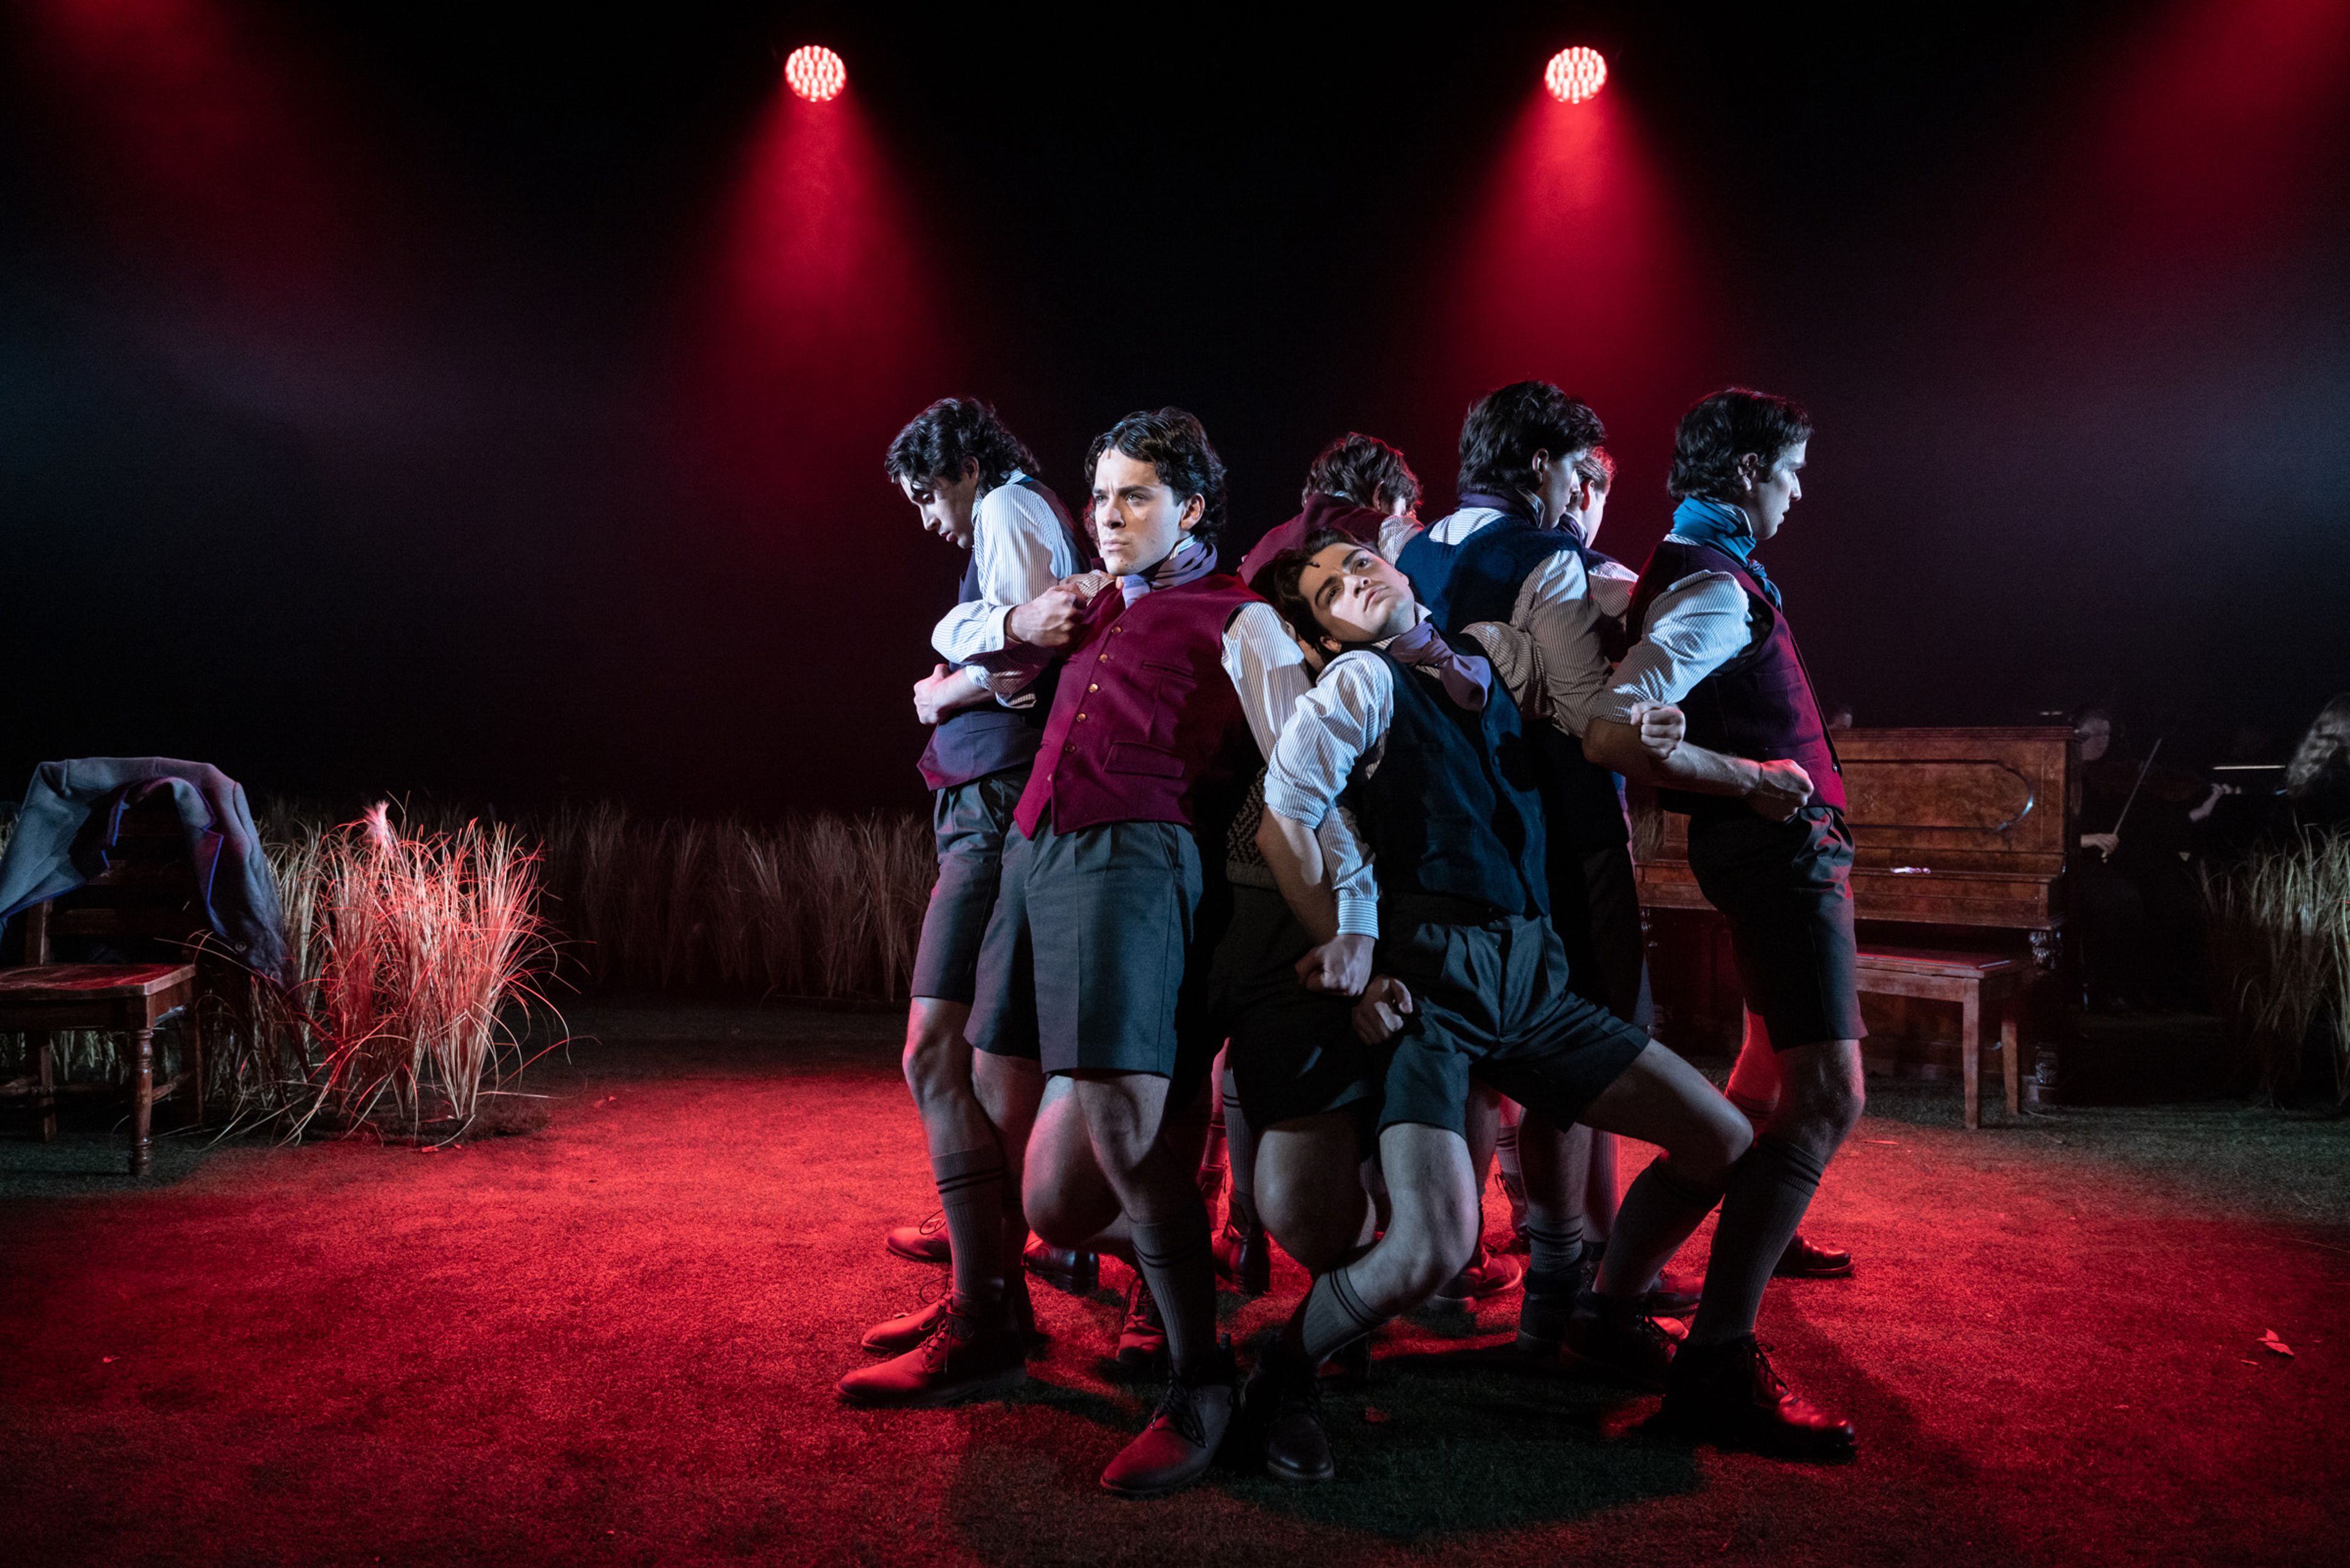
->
[785,45,846,103]
[1545,46,1608,104]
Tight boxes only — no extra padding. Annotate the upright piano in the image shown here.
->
[1635,726,2079,1057]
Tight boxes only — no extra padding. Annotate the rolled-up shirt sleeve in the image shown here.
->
[1264,652,1391,827]
[1515,548,1616,737]
[1594,570,1753,724]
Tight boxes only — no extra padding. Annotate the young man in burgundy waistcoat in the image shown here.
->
[1583,386,1862,1460]
[963,408,1324,1497]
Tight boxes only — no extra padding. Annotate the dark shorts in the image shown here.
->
[1548,840,1653,1029]
[909,769,1029,1004]
[968,815,1218,1085]
[1376,903,1650,1140]
[1687,805,1867,1051]
[1209,884,1379,1134]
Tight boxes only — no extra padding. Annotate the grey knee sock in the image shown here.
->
[1522,1214,1585,1296]
[1222,1081,1261,1234]
[1690,1135,1830,1345]
[933,1145,1007,1306]
[1496,1118,1527,1231]
[1285,1266,1387,1365]
[1132,1207,1221,1379]
[1597,1157,1726,1302]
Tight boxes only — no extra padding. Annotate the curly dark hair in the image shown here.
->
[1457,381,1606,499]
[1084,407,1229,545]
[1255,526,1365,652]
[1302,432,1420,511]
[1666,388,1812,501]
[883,397,1040,490]
[1573,444,1616,493]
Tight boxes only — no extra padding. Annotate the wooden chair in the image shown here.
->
[1853,946,2028,1130]
[1,796,208,1176]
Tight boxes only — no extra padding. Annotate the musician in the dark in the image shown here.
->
[1583,387,1858,1460]
[2073,707,2228,1010]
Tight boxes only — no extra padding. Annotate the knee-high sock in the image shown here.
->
[1285,1266,1387,1365]
[1495,1117,1527,1233]
[1690,1135,1829,1345]
[933,1144,1007,1307]
[1581,1130,1621,1244]
[1222,1076,1261,1234]
[1521,1213,1584,1297]
[1132,1207,1220,1379]
[1596,1157,1726,1303]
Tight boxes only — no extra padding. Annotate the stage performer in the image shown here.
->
[1248,533,1758,1481]
[1393,384,1651,1341]
[1581,385,1861,1459]
[959,408,1320,1498]
[1235,430,1423,586]
[840,399,1096,1408]
[1206,430,1421,1298]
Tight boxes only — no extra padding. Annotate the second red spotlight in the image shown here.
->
[1545,46,1607,104]
[785,45,846,102]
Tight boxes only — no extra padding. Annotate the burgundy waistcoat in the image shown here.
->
[1013,574,1261,838]
[1628,538,1846,816]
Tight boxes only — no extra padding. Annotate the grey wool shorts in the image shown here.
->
[1686,805,1867,1051]
[908,768,1029,1006]
[968,815,1220,1088]
[1376,904,1649,1140]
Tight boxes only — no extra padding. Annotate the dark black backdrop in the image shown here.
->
[3,2,2345,818]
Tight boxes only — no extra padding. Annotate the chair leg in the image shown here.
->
[187,1009,206,1127]
[2001,1006,2021,1119]
[33,1029,56,1142]
[1961,987,1982,1132]
[131,1027,155,1178]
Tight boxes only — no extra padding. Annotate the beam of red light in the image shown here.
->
[669,75,949,523]
[1422,84,1717,528]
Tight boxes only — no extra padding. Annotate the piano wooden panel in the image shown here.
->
[1636,726,2077,935]
[1637,726,2080,1061]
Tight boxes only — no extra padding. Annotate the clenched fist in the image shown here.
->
[1352,976,1415,1046]
[1745,758,1815,822]
[1628,702,1686,762]
[1007,573,1112,649]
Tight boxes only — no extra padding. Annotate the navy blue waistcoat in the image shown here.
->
[1355,649,1550,920]
[918,477,1090,791]
[1397,515,1631,851]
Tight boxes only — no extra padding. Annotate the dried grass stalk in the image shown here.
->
[2203,829,2350,1104]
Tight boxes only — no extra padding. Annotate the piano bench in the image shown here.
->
[1852,947,2028,1130]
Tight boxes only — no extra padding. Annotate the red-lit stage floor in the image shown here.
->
[2,1006,2344,1566]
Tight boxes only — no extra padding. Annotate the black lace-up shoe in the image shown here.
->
[837,1298,1025,1408]
[1213,1221,1272,1296]
[1022,1236,1100,1295]
[861,1282,1040,1356]
[1241,1345,1335,1482]
[1657,1334,1856,1462]
[1773,1231,1854,1279]
[1563,1291,1677,1390]
[1100,1358,1239,1497]
[884,1212,951,1265]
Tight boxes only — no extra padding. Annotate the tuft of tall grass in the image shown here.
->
[218,805,558,1139]
[534,804,931,1003]
[2203,830,2350,1105]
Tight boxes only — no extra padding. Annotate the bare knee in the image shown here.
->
[1389,1200,1480,1301]
[1259,1174,1367,1275]
[1778,1045,1866,1146]
[901,1029,972,1110]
